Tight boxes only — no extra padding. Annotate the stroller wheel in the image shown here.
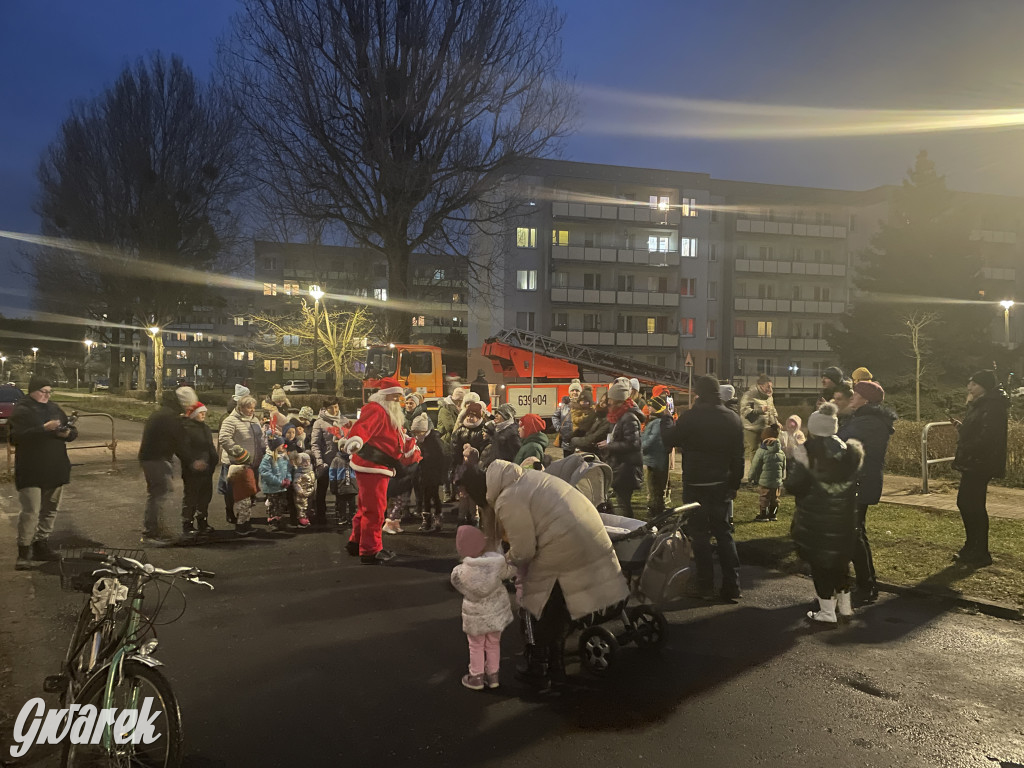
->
[578,626,619,675]
[629,606,669,650]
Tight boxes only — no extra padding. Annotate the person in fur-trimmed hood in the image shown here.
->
[343,378,421,564]
[784,402,864,627]
[452,394,491,470]
[748,424,786,522]
[450,525,517,690]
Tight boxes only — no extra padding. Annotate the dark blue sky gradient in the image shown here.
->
[4,0,1024,314]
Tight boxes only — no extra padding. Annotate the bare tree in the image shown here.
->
[897,311,939,421]
[247,302,375,397]
[33,53,245,398]
[221,0,576,340]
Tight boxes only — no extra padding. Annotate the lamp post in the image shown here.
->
[83,339,94,390]
[147,326,163,400]
[309,285,324,393]
[31,347,39,373]
[1000,300,1014,345]
[0,355,6,380]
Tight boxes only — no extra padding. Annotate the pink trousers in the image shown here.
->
[466,631,502,676]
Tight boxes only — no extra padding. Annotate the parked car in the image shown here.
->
[282,380,311,394]
[93,378,110,391]
[0,384,24,436]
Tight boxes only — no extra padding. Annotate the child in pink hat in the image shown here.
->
[450,525,516,690]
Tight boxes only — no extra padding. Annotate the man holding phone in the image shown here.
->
[10,375,78,570]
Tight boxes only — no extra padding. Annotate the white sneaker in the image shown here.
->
[807,597,838,626]
[382,520,402,535]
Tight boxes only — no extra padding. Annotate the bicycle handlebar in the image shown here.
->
[83,551,216,585]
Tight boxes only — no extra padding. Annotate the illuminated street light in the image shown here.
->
[0,355,6,379]
[309,285,324,393]
[31,347,39,373]
[145,326,163,399]
[1000,300,1015,345]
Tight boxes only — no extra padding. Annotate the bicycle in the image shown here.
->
[46,548,214,767]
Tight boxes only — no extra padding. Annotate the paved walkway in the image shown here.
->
[881,474,1024,521]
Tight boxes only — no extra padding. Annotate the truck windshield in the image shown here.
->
[365,348,397,379]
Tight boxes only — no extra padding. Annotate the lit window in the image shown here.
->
[552,230,569,246]
[649,195,670,211]
[647,236,670,253]
[374,288,388,301]
[194,332,203,342]
[680,278,696,297]
[680,238,697,258]
[707,319,717,339]
[247,351,254,361]
[233,351,245,361]
[176,332,188,341]
[411,316,426,327]
[234,317,246,326]
[264,359,277,372]
[263,283,277,296]
[681,198,698,217]
[680,318,695,336]
[175,350,188,360]
[516,270,538,291]
[757,321,773,338]
[434,269,445,280]
[646,317,656,334]
[516,227,537,248]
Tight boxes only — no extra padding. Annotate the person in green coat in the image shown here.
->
[514,413,549,469]
[748,424,786,522]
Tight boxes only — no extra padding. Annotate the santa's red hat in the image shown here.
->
[376,377,404,396]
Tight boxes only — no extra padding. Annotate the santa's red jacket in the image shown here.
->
[344,401,420,476]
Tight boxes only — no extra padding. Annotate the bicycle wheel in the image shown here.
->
[63,660,183,768]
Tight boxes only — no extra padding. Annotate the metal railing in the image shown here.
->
[5,412,119,476]
[921,421,955,493]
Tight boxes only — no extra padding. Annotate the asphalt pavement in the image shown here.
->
[1,463,1023,768]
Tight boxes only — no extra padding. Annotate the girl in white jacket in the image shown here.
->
[450,525,516,691]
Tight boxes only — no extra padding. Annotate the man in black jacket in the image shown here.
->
[138,388,193,546]
[664,375,745,601]
[951,370,1009,567]
[469,369,491,406]
[837,380,896,604]
[11,376,78,570]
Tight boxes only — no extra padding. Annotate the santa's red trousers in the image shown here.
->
[349,471,389,556]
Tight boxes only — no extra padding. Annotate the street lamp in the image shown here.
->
[0,355,6,380]
[31,347,39,373]
[309,285,324,392]
[146,326,163,400]
[82,339,95,390]
[1000,300,1014,345]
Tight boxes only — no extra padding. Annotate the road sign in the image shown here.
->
[684,352,693,367]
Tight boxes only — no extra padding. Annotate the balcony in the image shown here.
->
[736,219,847,239]
[733,337,832,352]
[550,330,679,348]
[734,259,846,277]
[552,201,681,226]
[550,288,680,307]
[732,374,822,393]
[552,245,681,266]
[734,298,845,314]
[981,266,1016,281]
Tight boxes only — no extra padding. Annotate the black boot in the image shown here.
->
[548,642,568,686]
[31,540,60,562]
[15,545,33,571]
[515,646,550,687]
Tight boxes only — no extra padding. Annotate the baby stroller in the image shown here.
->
[545,452,614,513]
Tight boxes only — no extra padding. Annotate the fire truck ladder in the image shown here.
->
[486,329,690,389]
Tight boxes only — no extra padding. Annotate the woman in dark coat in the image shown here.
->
[410,413,450,531]
[951,370,1010,567]
[784,403,864,626]
[481,404,521,467]
[601,380,643,518]
[10,376,78,569]
[180,403,218,535]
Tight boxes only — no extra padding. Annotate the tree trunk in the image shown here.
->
[110,327,122,389]
[387,246,412,343]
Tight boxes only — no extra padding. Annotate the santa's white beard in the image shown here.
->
[370,393,406,430]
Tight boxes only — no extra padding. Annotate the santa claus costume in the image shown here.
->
[344,378,421,563]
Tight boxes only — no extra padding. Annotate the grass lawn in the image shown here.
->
[55,395,228,430]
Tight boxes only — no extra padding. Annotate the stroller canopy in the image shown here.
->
[546,452,613,508]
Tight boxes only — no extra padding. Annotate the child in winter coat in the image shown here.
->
[640,395,673,517]
[749,424,786,522]
[226,445,258,536]
[779,414,807,455]
[291,452,315,528]
[410,413,449,531]
[259,437,292,532]
[450,525,516,690]
[329,444,359,526]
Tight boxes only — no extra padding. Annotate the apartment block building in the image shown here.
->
[468,159,1024,392]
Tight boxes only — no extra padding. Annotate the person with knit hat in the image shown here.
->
[344,378,421,564]
[437,386,467,445]
[600,378,644,517]
[663,375,744,601]
[138,387,190,546]
[403,391,424,430]
[310,397,350,525]
[180,402,218,537]
[851,367,873,385]
[553,384,579,458]
[838,380,897,603]
[740,374,780,468]
[818,366,850,408]
[719,383,740,416]
[226,445,258,536]
[451,394,492,475]
[785,402,864,626]
[641,395,673,517]
[749,424,785,522]
[10,376,78,570]
[450,524,517,690]
[409,413,449,531]
[513,413,548,469]
[217,394,265,526]
[950,370,1009,567]
[482,403,521,468]
[260,436,293,532]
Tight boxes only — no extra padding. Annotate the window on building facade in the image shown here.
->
[234,317,246,326]
[646,235,669,253]
[583,273,601,290]
[710,244,718,261]
[282,282,300,296]
[792,320,803,337]
[757,359,774,377]
[515,311,535,331]
[681,197,698,217]
[411,316,426,326]
[174,332,187,341]
[707,319,717,339]
[680,318,695,336]
[711,209,718,222]
[552,312,568,329]
[264,359,277,372]
[263,283,277,296]
[583,313,599,331]
[646,317,656,334]
[374,288,388,301]
[282,334,300,346]
[649,195,670,211]
[814,286,831,301]
[516,227,537,248]
[233,351,245,361]
[516,270,538,291]
[263,257,277,270]
[736,244,745,258]
[434,268,445,280]
[617,315,634,332]
[617,274,635,291]
[757,284,774,299]
[760,246,774,260]
[652,276,669,293]
[194,332,203,342]
[247,351,254,361]
[735,283,746,298]
[706,356,717,375]
[681,238,697,258]
[175,350,188,360]
[552,271,568,288]
[708,281,718,300]
[757,321,773,338]
[552,230,569,246]
[680,278,696,297]
[792,285,801,299]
